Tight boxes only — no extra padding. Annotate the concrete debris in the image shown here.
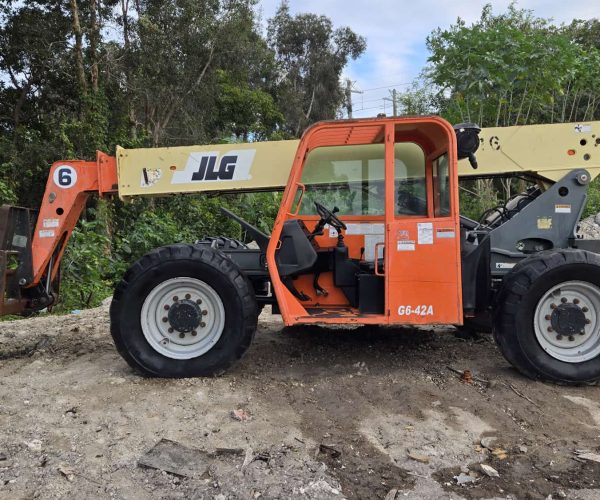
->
[480,464,499,478]
[138,439,209,478]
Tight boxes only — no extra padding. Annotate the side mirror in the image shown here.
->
[454,123,481,169]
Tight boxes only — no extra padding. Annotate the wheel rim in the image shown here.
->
[141,277,225,360]
[534,280,600,363]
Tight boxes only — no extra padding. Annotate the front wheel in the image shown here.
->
[110,244,257,377]
[494,249,600,384]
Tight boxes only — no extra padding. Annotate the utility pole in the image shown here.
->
[383,89,398,116]
[345,79,363,118]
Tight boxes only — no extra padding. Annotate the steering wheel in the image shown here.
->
[314,201,347,231]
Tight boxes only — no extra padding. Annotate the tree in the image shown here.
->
[267,1,366,137]
[426,4,600,127]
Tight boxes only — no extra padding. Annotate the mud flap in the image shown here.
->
[0,205,36,315]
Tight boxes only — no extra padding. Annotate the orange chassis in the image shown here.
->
[24,116,463,328]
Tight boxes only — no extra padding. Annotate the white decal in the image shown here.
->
[397,240,416,251]
[496,263,516,269]
[574,124,592,133]
[171,149,255,184]
[42,218,60,228]
[329,223,385,238]
[364,235,384,261]
[417,222,433,245]
[398,305,434,316]
[39,230,55,238]
[555,204,571,214]
[12,234,27,248]
[141,168,162,187]
[436,229,456,239]
[53,165,77,189]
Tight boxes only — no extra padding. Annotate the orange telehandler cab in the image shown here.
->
[2,115,600,384]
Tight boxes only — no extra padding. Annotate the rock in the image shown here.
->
[230,408,252,422]
[576,452,600,463]
[519,445,528,453]
[384,488,398,500]
[25,439,43,452]
[480,464,499,477]
[0,453,6,461]
[407,451,430,464]
[58,465,75,482]
[480,436,497,449]
[454,472,477,485]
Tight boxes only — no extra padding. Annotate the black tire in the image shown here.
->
[494,249,600,384]
[110,244,257,377]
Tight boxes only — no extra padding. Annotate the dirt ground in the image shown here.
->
[1,302,600,500]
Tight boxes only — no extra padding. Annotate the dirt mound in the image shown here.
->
[1,304,600,498]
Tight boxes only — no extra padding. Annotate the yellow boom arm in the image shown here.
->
[116,120,600,200]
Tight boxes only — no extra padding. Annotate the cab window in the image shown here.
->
[394,143,426,216]
[433,154,450,217]
[298,144,385,216]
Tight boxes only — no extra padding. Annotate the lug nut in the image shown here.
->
[545,314,551,320]
[164,304,170,310]
[569,335,575,342]
[168,327,174,333]
[196,299,202,304]
[557,335,563,340]
[581,330,586,335]
[179,332,185,339]
[185,294,191,299]
[202,310,208,316]
[550,303,557,309]
[173,296,179,302]
[561,297,568,303]
[547,326,553,332]
[162,317,168,322]
[574,298,580,305]
[200,322,206,328]
[191,330,197,336]
[586,319,591,324]
[583,307,589,312]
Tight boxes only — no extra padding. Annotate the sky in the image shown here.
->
[256,0,599,118]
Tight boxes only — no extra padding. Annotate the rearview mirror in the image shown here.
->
[454,123,481,169]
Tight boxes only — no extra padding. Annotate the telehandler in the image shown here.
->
[2,116,600,384]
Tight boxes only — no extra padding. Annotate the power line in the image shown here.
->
[358,81,413,93]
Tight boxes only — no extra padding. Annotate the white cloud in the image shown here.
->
[257,0,599,118]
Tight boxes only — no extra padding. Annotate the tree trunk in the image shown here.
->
[69,0,87,95]
[90,0,100,94]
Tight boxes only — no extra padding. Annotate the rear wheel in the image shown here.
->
[110,244,257,377]
[494,249,600,384]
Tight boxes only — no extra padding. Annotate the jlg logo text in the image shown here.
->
[171,150,255,184]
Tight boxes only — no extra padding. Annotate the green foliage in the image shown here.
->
[0,1,363,313]
[426,4,600,127]
[267,1,366,136]
[58,219,114,311]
